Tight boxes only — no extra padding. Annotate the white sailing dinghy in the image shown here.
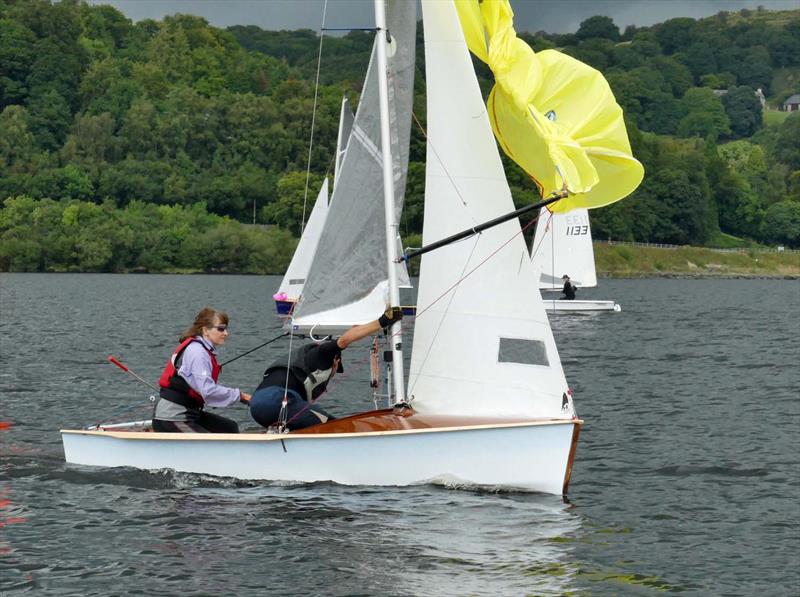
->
[531,206,621,312]
[62,0,643,495]
[273,98,355,315]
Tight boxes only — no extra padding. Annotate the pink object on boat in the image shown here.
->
[273,292,288,301]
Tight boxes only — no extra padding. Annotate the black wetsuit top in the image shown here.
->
[256,340,342,400]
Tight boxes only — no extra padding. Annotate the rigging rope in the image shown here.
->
[278,0,329,432]
[411,111,480,229]
[299,0,329,236]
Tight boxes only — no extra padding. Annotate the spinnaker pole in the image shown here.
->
[374,0,406,404]
[401,191,567,262]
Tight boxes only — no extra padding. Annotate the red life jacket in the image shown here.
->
[158,337,221,407]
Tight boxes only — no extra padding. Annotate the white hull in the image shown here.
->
[542,299,621,312]
[62,419,580,495]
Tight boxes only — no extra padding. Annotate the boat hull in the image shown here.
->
[62,413,580,495]
[542,299,621,312]
[275,298,294,315]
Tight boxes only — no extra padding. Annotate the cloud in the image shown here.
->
[87,0,797,34]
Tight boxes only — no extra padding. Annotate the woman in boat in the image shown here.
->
[249,307,403,431]
[153,307,251,433]
[561,275,577,300]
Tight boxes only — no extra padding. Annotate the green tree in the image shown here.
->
[714,170,763,238]
[735,47,773,93]
[25,88,71,151]
[761,201,800,247]
[721,86,762,138]
[0,18,36,108]
[61,112,118,170]
[677,88,730,140]
[772,112,800,169]
[655,17,696,55]
[679,41,717,82]
[651,56,693,98]
[0,105,37,173]
[261,170,323,236]
[576,16,620,42]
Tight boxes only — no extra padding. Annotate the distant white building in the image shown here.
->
[755,88,766,109]
[783,94,800,112]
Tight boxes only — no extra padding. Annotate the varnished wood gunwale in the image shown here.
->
[60,409,580,441]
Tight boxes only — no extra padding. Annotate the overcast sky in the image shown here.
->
[87,0,798,35]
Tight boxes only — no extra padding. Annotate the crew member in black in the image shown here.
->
[561,275,577,300]
[249,307,403,430]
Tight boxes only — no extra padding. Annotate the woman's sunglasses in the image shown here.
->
[211,325,228,332]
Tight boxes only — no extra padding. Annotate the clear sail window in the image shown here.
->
[498,338,549,366]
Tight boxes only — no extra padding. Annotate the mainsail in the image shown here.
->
[454,0,644,212]
[291,0,415,331]
[409,0,570,419]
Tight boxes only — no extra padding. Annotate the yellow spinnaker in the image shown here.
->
[454,0,644,212]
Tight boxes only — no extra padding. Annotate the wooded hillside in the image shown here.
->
[1,0,798,273]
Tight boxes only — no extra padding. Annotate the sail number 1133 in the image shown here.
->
[565,225,589,236]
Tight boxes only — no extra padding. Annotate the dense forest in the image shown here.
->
[1,0,799,273]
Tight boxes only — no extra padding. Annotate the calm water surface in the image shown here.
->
[1,274,798,595]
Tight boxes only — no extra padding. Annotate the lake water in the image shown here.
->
[1,274,798,595]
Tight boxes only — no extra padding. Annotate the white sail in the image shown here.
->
[291,0,415,334]
[530,206,598,290]
[275,178,329,301]
[409,0,571,420]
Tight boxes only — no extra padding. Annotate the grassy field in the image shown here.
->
[763,110,790,126]
[594,242,800,278]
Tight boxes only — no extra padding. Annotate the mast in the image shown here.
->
[374,0,406,405]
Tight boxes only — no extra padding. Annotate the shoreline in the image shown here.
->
[2,242,798,279]
[593,243,800,280]
[599,272,799,280]
[1,270,798,279]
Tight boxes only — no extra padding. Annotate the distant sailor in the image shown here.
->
[249,307,403,431]
[153,307,251,433]
[561,275,577,300]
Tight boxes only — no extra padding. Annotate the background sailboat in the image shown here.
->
[272,178,329,314]
[273,98,354,315]
[530,206,621,312]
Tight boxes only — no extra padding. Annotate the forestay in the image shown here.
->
[409,0,571,420]
[530,206,598,289]
[291,0,415,330]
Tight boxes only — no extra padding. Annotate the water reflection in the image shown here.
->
[144,481,585,595]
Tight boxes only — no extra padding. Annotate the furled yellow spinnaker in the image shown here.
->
[454,0,644,212]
